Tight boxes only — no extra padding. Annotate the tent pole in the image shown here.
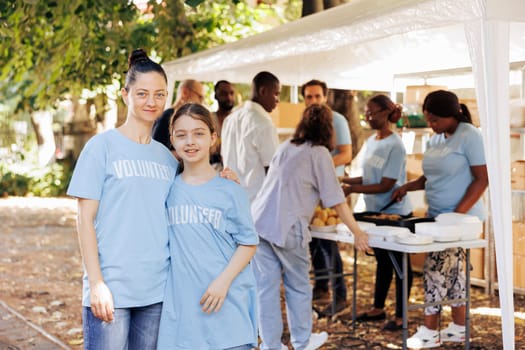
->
[520,66,525,99]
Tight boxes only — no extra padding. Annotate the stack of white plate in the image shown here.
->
[365,226,411,243]
[395,232,433,245]
[415,222,461,242]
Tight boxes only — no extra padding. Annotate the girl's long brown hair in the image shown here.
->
[291,104,334,151]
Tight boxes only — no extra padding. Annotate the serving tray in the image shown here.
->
[353,211,435,233]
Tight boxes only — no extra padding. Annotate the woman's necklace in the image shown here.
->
[376,130,393,140]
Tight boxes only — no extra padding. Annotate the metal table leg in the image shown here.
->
[387,250,407,349]
[402,252,408,350]
[352,246,357,330]
[329,241,336,316]
[466,248,471,349]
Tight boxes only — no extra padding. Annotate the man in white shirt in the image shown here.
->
[221,71,281,202]
[302,79,352,317]
[210,80,236,170]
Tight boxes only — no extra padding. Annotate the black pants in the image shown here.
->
[373,247,413,318]
[309,238,347,300]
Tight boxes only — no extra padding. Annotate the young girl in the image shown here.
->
[157,103,259,350]
[393,90,488,348]
[67,49,177,349]
[341,94,412,331]
[251,104,369,350]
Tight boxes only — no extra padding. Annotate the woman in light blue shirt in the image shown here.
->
[393,90,488,348]
[68,49,178,350]
[341,94,412,331]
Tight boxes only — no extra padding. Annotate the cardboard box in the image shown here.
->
[406,153,423,181]
[512,176,525,190]
[270,102,305,128]
[411,253,426,273]
[512,160,525,176]
[470,247,485,280]
[412,244,484,279]
[511,161,525,190]
[404,85,447,105]
[513,221,525,255]
[514,254,525,289]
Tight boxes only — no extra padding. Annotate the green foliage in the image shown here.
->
[0,167,30,197]
[150,0,284,61]
[0,0,144,111]
[1,0,301,117]
[185,0,206,7]
[0,160,73,197]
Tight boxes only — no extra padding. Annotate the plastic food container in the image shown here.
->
[415,222,461,242]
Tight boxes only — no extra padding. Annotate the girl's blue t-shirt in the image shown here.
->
[67,129,178,307]
[423,122,486,219]
[157,175,259,350]
[361,133,411,215]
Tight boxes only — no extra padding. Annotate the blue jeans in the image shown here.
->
[253,226,312,350]
[82,302,162,350]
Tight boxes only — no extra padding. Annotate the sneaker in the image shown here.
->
[406,326,441,349]
[440,322,466,342]
[305,331,328,350]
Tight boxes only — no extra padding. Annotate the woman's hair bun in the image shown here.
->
[388,104,403,124]
[128,49,149,69]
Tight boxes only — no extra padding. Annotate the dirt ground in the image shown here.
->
[1,197,524,349]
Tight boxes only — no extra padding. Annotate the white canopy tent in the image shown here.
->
[163,0,525,348]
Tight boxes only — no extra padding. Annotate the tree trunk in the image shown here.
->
[323,0,342,8]
[327,89,364,159]
[301,0,324,16]
[30,110,56,166]
[61,96,98,160]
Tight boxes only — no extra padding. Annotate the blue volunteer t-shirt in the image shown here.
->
[67,129,178,308]
[157,175,259,350]
[423,122,486,219]
[331,111,352,176]
[361,133,411,215]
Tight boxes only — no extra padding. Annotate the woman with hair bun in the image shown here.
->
[67,49,178,349]
[392,90,488,348]
[341,94,413,331]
